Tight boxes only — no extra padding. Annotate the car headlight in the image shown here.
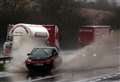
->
[27,58,32,62]
[25,58,32,64]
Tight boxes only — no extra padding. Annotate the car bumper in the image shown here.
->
[25,63,53,71]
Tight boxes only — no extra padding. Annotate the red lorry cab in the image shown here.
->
[43,25,59,48]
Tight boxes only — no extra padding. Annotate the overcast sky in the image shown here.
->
[116,0,120,5]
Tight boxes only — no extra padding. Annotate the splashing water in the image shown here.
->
[5,35,48,72]
[5,30,120,73]
[59,30,120,71]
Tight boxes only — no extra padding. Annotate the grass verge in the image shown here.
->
[0,64,5,71]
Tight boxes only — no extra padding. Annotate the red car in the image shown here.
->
[25,47,61,72]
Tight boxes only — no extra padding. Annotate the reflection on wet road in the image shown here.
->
[0,65,120,82]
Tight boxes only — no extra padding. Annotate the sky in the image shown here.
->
[115,0,120,6]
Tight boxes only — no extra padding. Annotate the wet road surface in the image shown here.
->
[0,65,120,82]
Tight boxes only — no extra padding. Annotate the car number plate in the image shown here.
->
[35,64,43,66]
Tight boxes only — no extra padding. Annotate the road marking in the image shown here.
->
[12,73,62,82]
[31,74,61,82]
[29,72,120,82]
[74,72,120,82]
[0,72,13,78]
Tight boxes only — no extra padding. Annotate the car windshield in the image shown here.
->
[30,48,53,59]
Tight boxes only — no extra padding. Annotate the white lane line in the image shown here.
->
[74,72,120,82]
[56,79,73,82]
[0,72,13,78]
[31,74,61,82]
[13,73,62,82]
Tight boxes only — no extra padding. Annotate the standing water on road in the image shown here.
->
[5,35,48,72]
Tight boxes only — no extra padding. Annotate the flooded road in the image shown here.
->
[0,65,120,82]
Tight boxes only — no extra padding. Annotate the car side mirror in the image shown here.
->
[53,52,58,56]
[27,53,31,56]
